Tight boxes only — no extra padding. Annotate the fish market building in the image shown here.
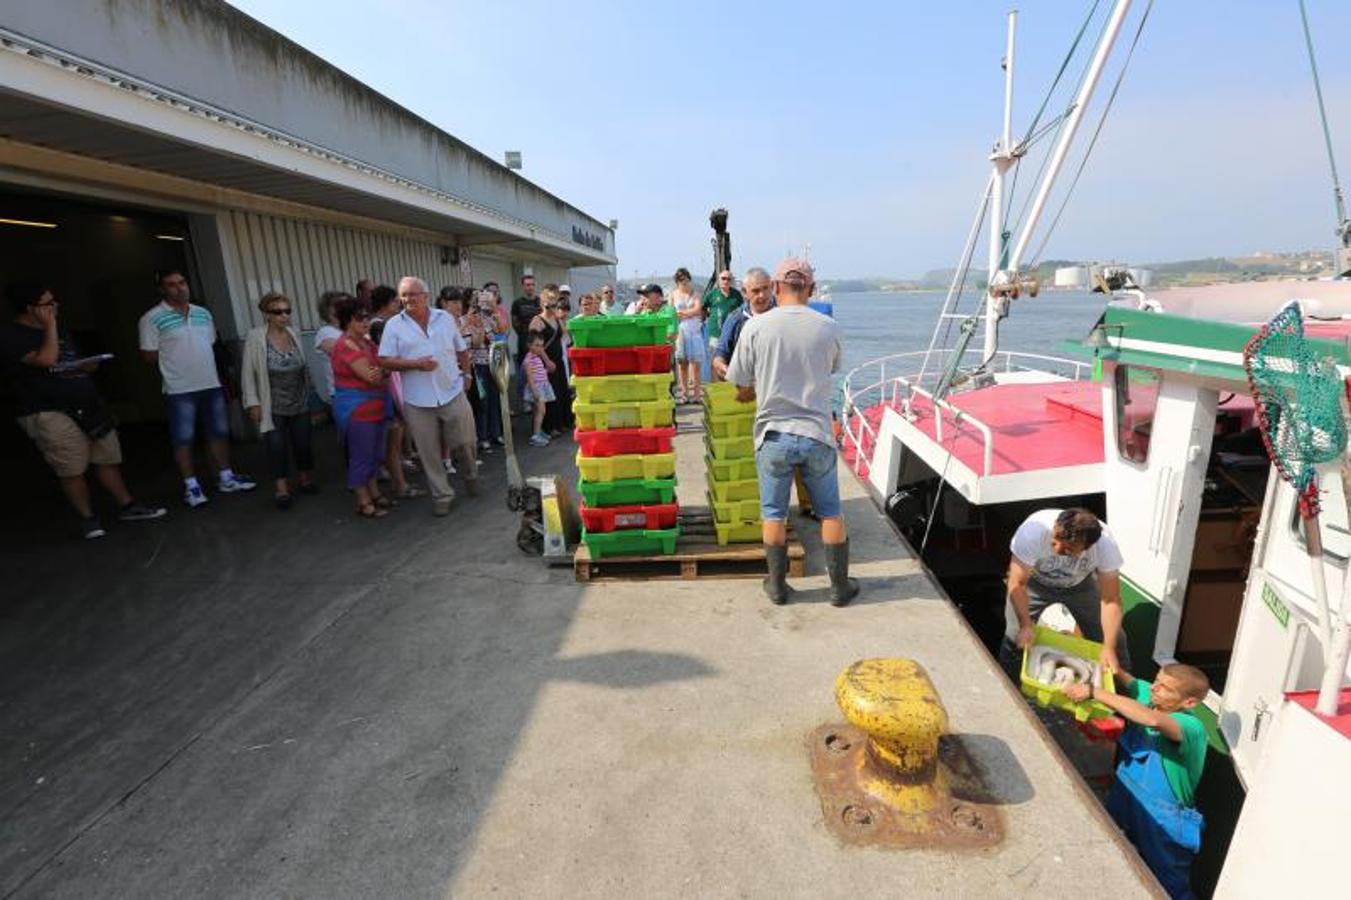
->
[0,0,616,424]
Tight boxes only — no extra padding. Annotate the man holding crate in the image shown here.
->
[1001,507,1131,678]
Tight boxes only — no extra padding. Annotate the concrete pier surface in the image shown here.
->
[0,410,1159,898]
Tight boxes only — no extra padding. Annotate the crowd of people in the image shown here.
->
[2,265,772,537]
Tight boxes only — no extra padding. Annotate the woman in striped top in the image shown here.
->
[522,332,556,446]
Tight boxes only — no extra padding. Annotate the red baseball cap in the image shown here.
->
[774,257,815,286]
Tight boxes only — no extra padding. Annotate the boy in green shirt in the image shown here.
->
[1065,663,1209,899]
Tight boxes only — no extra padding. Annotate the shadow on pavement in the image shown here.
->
[0,416,712,897]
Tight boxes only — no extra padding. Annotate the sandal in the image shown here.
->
[374,494,395,509]
[357,502,388,519]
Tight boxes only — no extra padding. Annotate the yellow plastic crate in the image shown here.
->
[709,493,761,523]
[575,451,676,482]
[714,520,762,545]
[705,433,755,460]
[1020,625,1118,722]
[572,373,673,405]
[574,399,675,431]
[707,454,758,482]
[705,411,755,439]
[706,472,759,503]
[702,382,756,416]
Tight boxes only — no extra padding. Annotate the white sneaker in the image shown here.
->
[529,433,550,447]
[443,459,457,474]
[218,474,257,493]
[185,484,210,508]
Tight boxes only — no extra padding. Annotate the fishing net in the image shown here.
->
[1243,301,1347,515]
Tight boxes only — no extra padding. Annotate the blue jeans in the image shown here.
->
[754,430,841,521]
[166,388,229,447]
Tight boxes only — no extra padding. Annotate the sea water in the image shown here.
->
[832,288,1108,378]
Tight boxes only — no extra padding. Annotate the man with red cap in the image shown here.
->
[725,257,859,606]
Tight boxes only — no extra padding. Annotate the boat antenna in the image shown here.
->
[1297,0,1351,277]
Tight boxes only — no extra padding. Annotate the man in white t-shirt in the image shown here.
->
[378,275,477,515]
[138,269,255,507]
[1000,507,1131,676]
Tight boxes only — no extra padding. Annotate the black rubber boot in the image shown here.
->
[763,544,793,605]
[825,539,860,607]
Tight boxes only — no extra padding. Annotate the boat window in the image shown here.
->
[1290,464,1351,564]
[1114,365,1159,465]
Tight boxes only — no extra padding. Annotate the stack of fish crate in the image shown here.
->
[569,312,679,559]
[702,381,760,545]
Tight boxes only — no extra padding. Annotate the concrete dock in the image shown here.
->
[0,410,1160,898]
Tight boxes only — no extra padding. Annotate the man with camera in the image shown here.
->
[2,283,166,538]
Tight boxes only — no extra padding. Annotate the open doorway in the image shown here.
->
[0,187,199,430]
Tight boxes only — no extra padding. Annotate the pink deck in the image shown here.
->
[846,380,1105,479]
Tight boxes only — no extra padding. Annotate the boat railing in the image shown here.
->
[839,349,1092,477]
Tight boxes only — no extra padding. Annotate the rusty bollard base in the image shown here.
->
[810,658,1003,849]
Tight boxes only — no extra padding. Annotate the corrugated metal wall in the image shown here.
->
[218,209,458,332]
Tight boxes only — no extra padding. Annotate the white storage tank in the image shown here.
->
[1128,267,1153,287]
[1054,265,1088,288]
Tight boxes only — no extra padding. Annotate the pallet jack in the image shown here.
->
[489,343,578,560]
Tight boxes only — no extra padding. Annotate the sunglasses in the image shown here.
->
[269,307,292,315]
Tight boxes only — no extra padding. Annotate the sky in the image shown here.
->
[224,0,1351,280]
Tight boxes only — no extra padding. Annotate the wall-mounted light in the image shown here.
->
[0,217,57,229]
[504,151,522,170]
[155,234,186,242]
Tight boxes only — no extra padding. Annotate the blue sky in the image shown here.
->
[226,0,1351,279]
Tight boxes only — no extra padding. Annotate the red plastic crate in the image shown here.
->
[568,344,673,376]
[579,502,679,532]
[574,426,676,457]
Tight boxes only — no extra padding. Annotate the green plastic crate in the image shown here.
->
[713,521,762,545]
[702,382,756,416]
[582,525,680,558]
[706,472,759,503]
[1020,625,1118,722]
[568,311,673,348]
[576,477,677,507]
[706,454,758,482]
[573,373,673,404]
[705,433,755,461]
[574,398,675,431]
[708,493,761,524]
[705,411,755,439]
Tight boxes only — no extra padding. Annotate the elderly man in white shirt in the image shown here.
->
[379,276,478,514]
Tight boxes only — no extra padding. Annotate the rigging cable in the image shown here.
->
[1298,0,1350,245]
[1028,0,1155,270]
[1003,0,1106,229]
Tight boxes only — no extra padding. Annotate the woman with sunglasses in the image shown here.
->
[242,291,317,508]
[528,284,574,435]
[329,295,394,518]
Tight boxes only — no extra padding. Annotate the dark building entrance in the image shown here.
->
[0,188,201,428]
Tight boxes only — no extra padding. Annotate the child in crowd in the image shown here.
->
[523,333,556,446]
[1064,663,1210,899]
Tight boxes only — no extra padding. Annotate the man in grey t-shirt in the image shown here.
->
[725,257,859,607]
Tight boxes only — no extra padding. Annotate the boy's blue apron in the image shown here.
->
[1106,724,1204,900]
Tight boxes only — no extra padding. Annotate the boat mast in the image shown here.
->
[999,0,1135,287]
[1297,0,1351,277]
[984,9,1018,361]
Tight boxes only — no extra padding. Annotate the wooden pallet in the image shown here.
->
[574,512,804,583]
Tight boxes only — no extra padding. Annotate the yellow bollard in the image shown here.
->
[834,658,949,825]
[810,658,1002,848]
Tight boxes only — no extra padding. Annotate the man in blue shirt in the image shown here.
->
[711,267,773,381]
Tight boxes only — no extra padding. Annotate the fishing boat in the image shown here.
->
[841,2,1351,895]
